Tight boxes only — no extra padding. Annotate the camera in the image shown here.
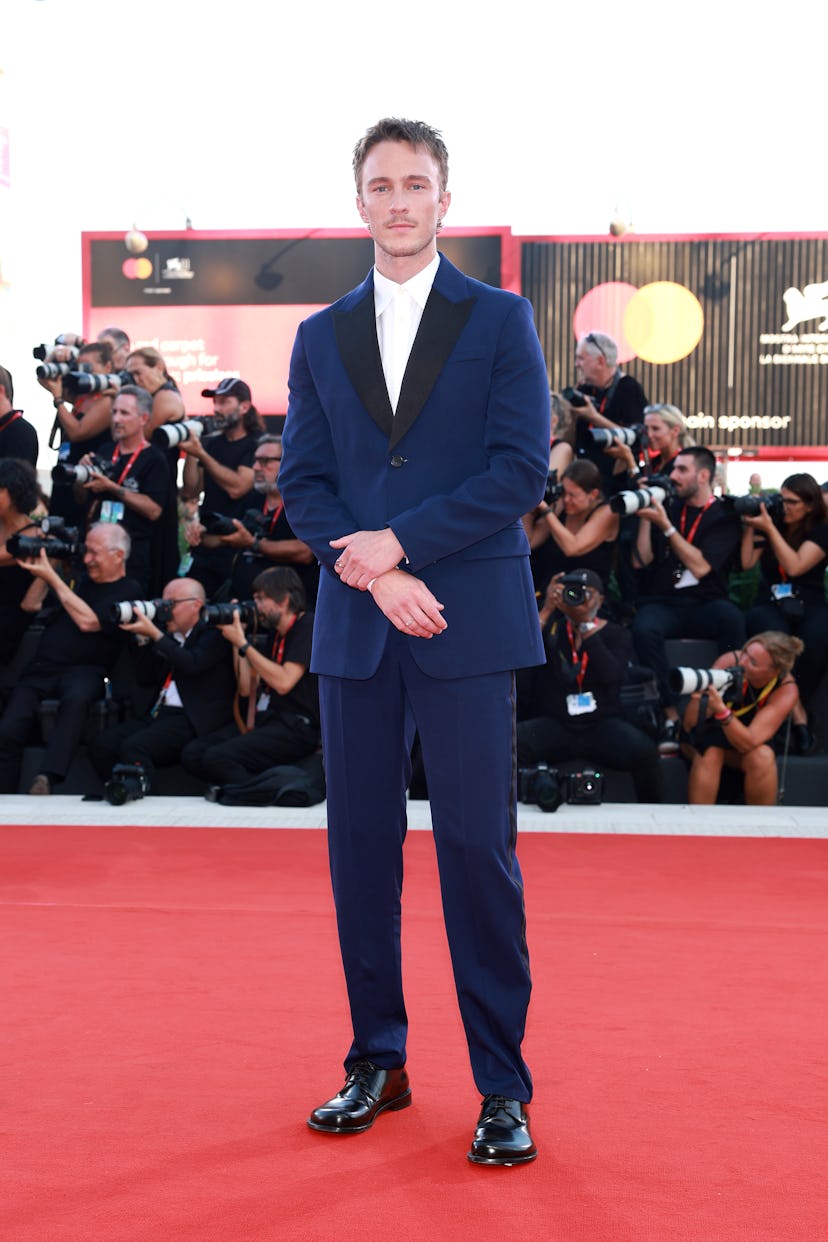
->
[153,416,219,448]
[110,599,175,625]
[589,424,646,450]
[32,334,84,362]
[518,763,605,812]
[104,763,150,806]
[561,385,590,408]
[609,474,675,516]
[558,570,595,607]
[51,456,119,486]
[7,516,84,561]
[61,371,124,400]
[723,492,785,521]
[201,600,258,628]
[204,508,269,539]
[668,665,745,699]
[544,469,564,506]
[36,361,74,380]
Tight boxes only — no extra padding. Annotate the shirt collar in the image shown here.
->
[373,253,440,318]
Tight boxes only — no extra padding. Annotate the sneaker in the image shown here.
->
[658,720,680,755]
[28,773,52,796]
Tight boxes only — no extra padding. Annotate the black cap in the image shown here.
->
[201,377,251,402]
[560,568,604,594]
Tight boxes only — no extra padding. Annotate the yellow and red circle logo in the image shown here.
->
[573,281,704,364]
[122,257,153,280]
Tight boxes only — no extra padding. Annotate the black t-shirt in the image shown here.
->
[644,496,741,601]
[575,373,648,492]
[257,610,318,726]
[27,574,143,673]
[90,441,173,589]
[229,493,320,604]
[532,616,634,730]
[757,522,828,603]
[530,505,616,599]
[193,432,258,577]
[0,412,39,467]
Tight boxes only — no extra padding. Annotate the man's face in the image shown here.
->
[253,590,286,630]
[99,334,130,370]
[162,583,203,634]
[356,140,450,268]
[213,396,246,430]
[670,454,703,500]
[253,443,282,492]
[111,394,146,444]
[83,530,123,582]
[574,343,605,386]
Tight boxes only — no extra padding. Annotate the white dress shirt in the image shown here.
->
[373,254,440,412]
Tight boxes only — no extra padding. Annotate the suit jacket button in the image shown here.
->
[390,454,406,468]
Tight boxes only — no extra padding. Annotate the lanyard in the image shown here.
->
[112,441,148,486]
[0,410,23,432]
[679,495,715,545]
[732,675,779,719]
[565,621,589,692]
[266,500,285,536]
[272,611,299,665]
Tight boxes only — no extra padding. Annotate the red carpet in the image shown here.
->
[2,825,825,1242]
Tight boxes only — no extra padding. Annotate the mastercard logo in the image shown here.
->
[573,281,704,365]
[122,257,153,280]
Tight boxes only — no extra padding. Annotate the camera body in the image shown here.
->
[200,600,258,628]
[204,508,269,539]
[518,763,604,812]
[609,474,676,516]
[110,598,175,626]
[104,763,150,806]
[7,516,84,561]
[561,385,590,408]
[61,371,124,401]
[723,491,785,521]
[558,570,595,607]
[544,469,564,506]
[33,335,83,362]
[668,665,746,701]
[51,456,119,486]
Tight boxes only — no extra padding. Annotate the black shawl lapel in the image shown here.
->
[332,290,394,439]
[389,287,476,450]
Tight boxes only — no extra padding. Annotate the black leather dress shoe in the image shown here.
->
[307,1060,411,1134]
[467,1094,537,1165]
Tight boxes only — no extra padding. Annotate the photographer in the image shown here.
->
[740,472,828,749]
[181,566,319,794]
[524,459,619,601]
[0,459,43,669]
[612,403,695,481]
[632,445,745,752]
[516,568,661,802]
[570,332,647,491]
[682,632,801,805]
[220,434,317,601]
[0,523,140,795]
[89,577,236,793]
[76,385,177,594]
[181,377,264,597]
[44,341,117,526]
[0,364,39,467]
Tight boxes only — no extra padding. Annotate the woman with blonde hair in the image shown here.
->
[682,630,802,805]
[126,346,185,440]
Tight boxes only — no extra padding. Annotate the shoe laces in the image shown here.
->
[346,1060,380,1094]
[480,1093,517,1122]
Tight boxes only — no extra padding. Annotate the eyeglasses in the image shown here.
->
[781,497,804,506]
[254,455,282,464]
[586,332,607,362]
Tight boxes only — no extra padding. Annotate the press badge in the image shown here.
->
[100,500,125,523]
[771,583,793,600]
[673,567,699,590]
[567,692,597,716]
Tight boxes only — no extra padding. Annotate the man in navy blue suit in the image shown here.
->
[279,118,550,1165]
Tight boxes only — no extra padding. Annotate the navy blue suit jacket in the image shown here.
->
[279,255,550,681]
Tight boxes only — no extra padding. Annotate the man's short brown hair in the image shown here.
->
[353,117,449,195]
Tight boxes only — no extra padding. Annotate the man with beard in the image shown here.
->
[217,434,318,602]
[181,377,264,597]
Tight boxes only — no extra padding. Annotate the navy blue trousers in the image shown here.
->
[319,628,533,1102]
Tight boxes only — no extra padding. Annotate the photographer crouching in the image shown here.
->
[181,567,319,798]
[89,578,237,798]
[680,632,802,805]
[516,568,661,803]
